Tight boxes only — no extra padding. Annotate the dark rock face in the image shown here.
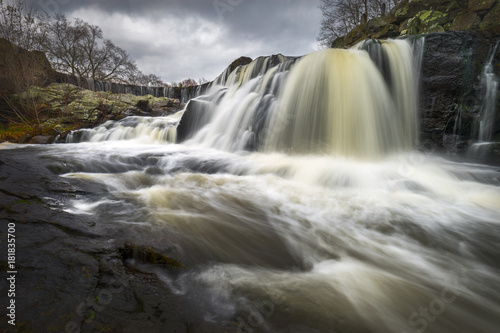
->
[228,56,253,73]
[176,97,217,142]
[418,31,500,162]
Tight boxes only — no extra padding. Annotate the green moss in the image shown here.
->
[395,7,408,17]
[417,10,446,24]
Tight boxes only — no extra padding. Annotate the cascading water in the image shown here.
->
[177,39,419,159]
[266,40,418,158]
[467,42,499,161]
[478,42,499,142]
[66,114,180,144]
[29,38,500,332]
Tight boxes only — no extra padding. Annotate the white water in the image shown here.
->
[42,38,500,331]
[467,42,499,161]
[478,42,499,142]
[41,141,500,332]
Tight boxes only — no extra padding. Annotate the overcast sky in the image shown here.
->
[32,0,322,83]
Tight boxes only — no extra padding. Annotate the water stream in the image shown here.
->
[14,39,500,332]
[467,41,499,161]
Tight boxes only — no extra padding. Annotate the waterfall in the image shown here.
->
[183,54,297,151]
[66,114,181,144]
[181,39,419,159]
[87,78,95,92]
[266,40,418,158]
[478,41,499,142]
[467,42,499,161]
[67,39,421,160]
[47,38,500,333]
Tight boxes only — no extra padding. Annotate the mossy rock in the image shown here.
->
[331,36,346,48]
[450,12,482,31]
[480,1,500,34]
[407,10,453,34]
[343,24,367,47]
[395,0,429,21]
[376,24,400,39]
[469,0,496,12]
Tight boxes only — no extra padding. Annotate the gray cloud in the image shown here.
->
[30,0,322,82]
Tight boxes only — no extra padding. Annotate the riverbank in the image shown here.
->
[0,83,181,144]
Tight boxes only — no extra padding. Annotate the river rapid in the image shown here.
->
[7,138,496,332]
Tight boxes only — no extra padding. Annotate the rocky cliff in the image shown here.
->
[419,32,499,156]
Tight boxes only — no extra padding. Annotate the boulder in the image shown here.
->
[135,99,151,112]
[29,135,53,144]
[228,56,253,73]
[394,0,429,21]
[480,1,500,34]
[450,12,482,31]
[469,0,497,12]
[176,98,216,143]
[407,10,453,35]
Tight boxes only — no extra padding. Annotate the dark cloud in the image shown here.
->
[29,0,322,82]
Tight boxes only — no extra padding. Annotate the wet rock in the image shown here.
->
[419,31,494,153]
[0,147,238,332]
[228,56,253,73]
[176,98,216,143]
[29,135,53,144]
[120,244,183,269]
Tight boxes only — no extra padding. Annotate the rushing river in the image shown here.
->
[7,39,500,332]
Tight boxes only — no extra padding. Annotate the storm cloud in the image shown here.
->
[31,0,322,83]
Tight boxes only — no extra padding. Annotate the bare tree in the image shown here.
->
[317,0,399,48]
[39,14,140,83]
[198,77,209,85]
[0,0,46,50]
[128,72,164,86]
[1,2,163,87]
[180,78,197,87]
